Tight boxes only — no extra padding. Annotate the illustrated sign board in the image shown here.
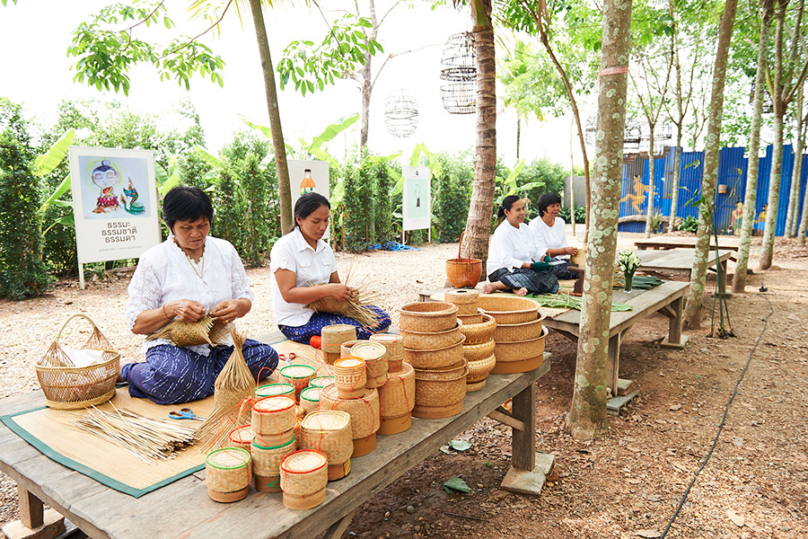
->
[402,166,431,232]
[288,159,330,239]
[68,147,161,267]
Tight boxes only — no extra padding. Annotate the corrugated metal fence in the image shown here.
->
[618,145,808,236]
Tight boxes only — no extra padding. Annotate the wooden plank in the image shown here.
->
[19,485,44,529]
[606,332,622,392]
[634,237,740,251]
[511,382,536,472]
[487,408,525,432]
[322,509,357,539]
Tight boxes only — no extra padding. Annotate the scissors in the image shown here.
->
[168,408,205,421]
[279,353,296,367]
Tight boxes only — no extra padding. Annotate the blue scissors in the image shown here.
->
[168,408,205,421]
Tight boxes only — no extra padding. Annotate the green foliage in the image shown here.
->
[374,164,392,243]
[676,215,699,233]
[649,212,664,234]
[433,151,473,243]
[498,40,566,120]
[212,165,247,256]
[0,98,50,298]
[559,205,587,224]
[343,158,376,251]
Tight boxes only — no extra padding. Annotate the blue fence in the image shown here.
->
[619,145,808,236]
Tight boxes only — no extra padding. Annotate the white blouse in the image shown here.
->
[486,221,540,276]
[529,216,568,260]
[126,235,254,356]
[270,227,337,327]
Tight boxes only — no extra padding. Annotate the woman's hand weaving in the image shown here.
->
[328,284,354,302]
[170,300,207,323]
[211,299,240,324]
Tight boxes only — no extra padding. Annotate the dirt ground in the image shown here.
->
[1,233,807,538]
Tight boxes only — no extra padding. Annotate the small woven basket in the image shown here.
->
[494,326,548,363]
[333,357,367,394]
[35,314,120,410]
[228,425,254,452]
[255,382,296,400]
[278,364,317,401]
[466,353,496,384]
[445,289,480,316]
[321,324,358,354]
[206,448,251,502]
[379,362,416,419]
[300,411,353,469]
[493,311,546,342]
[309,376,335,389]
[299,387,321,415]
[280,450,329,509]
[252,436,297,492]
[253,427,295,448]
[319,385,380,440]
[413,361,468,410]
[463,338,496,362]
[479,295,540,325]
[458,313,497,345]
[369,334,405,372]
[350,341,386,362]
[398,302,458,332]
[340,340,365,358]
[399,321,464,351]
[252,396,297,435]
[403,335,466,369]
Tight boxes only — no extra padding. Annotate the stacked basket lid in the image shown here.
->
[319,383,380,458]
[368,333,414,435]
[479,295,548,374]
[398,302,467,419]
[446,290,498,392]
[321,324,358,364]
[250,395,298,492]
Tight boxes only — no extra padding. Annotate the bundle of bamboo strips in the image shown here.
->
[305,263,382,327]
[73,404,197,463]
[146,316,229,347]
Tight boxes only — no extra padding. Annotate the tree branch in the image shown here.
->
[163,0,234,58]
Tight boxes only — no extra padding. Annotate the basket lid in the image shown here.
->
[334,357,365,369]
[281,449,328,473]
[300,387,321,403]
[206,448,251,469]
[279,364,317,379]
[253,395,296,413]
[322,324,356,333]
[309,376,335,388]
[370,334,403,344]
[350,342,386,360]
[228,425,254,444]
[301,410,351,431]
[255,383,295,398]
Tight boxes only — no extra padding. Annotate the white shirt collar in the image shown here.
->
[291,226,327,254]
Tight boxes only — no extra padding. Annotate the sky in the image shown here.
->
[0,0,593,168]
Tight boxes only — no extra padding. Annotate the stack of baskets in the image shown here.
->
[447,290,498,391]
[250,395,298,492]
[206,447,252,502]
[480,296,548,374]
[321,324,358,364]
[299,410,353,481]
[399,302,467,419]
[377,362,415,434]
[350,341,389,389]
[319,384,380,457]
[369,334,405,373]
[280,449,329,509]
[277,364,317,401]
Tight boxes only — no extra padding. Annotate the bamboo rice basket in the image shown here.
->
[206,448,251,502]
[300,411,353,480]
[321,324,357,354]
[412,360,468,419]
[278,364,317,401]
[253,428,295,448]
[252,396,297,435]
[445,289,480,316]
[319,385,380,457]
[399,321,464,351]
[478,296,540,325]
[466,353,497,391]
[252,436,296,492]
[457,310,484,325]
[458,313,496,346]
[309,376,335,389]
[228,425,254,452]
[255,382,296,400]
[369,334,405,373]
[332,357,367,396]
[398,302,458,332]
[492,311,546,342]
[378,362,415,434]
[280,450,329,509]
[462,338,496,362]
[491,326,548,374]
[299,387,321,415]
[403,335,465,369]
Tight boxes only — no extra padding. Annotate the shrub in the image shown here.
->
[374,162,392,243]
[558,205,587,223]
[433,152,473,243]
[676,216,699,233]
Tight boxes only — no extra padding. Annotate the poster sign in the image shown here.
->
[402,166,431,231]
[68,147,161,267]
[288,159,330,238]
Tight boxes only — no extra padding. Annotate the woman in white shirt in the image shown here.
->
[483,196,559,296]
[123,186,278,405]
[528,193,579,279]
[270,193,391,344]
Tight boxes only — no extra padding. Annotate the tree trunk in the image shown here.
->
[516,117,521,160]
[644,127,656,237]
[570,116,577,237]
[465,0,497,274]
[248,0,292,234]
[358,0,378,154]
[684,0,737,327]
[785,85,804,236]
[565,0,633,441]
[669,1,684,231]
[734,0,773,293]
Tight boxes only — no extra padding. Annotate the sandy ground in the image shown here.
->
[1,231,806,539]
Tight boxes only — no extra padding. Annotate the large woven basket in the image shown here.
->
[457,310,484,325]
[319,385,380,440]
[399,302,458,332]
[369,334,405,372]
[413,361,468,412]
[379,362,416,419]
[445,289,480,315]
[35,314,120,410]
[479,296,540,325]
[399,321,463,351]
[493,326,548,363]
[466,353,496,384]
[300,411,353,467]
[403,335,466,369]
[206,448,251,502]
[252,396,298,435]
[493,311,546,342]
[463,338,496,362]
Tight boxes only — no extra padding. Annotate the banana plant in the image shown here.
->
[495,159,542,205]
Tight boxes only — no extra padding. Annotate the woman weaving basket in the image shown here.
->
[122,186,278,405]
[482,195,559,296]
[270,192,391,344]
[528,192,579,279]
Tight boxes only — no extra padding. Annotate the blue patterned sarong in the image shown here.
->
[279,305,392,345]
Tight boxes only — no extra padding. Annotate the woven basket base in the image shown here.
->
[466,380,487,392]
[283,487,326,510]
[412,400,464,419]
[328,460,351,481]
[490,355,544,374]
[254,474,281,492]
[208,486,249,503]
[352,433,377,457]
[337,387,366,399]
[378,413,412,435]
[44,388,116,410]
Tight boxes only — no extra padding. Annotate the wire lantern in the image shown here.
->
[385,89,419,138]
[440,32,477,114]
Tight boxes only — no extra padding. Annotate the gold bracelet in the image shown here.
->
[162,304,170,319]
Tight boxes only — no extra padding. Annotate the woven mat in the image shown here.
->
[1,337,331,498]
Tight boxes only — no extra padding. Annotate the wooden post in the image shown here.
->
[606,331,622,394]
[18,485,44,529]
[668,296,683,344]
[511,381,536,471]
[78,263,85,290]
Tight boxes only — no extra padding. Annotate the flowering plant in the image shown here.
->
[618,250,641,276]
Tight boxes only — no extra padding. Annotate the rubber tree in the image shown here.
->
[760,0,808,269]
[784,84,805,236]
[734,0,774,293]
[566,0,632,441]
[464,0,497,273]
[684,0,738,328]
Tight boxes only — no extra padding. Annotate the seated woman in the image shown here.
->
[528,193,579,279]
[271,192,391,344]
[122,186,278,405]
[482,195,559,296]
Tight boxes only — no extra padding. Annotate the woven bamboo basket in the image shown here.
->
[309,376,335,389]
[445,289,480,316]
[493,311,546,342]
[253,428,295,448]
[398,302,458,332]
[350,342,389,384]
[228,425,254,452]
[458,313,496,346]
[378,362,415,434]
[570,246,586,267]
[399,321,464,351]
[206,448,252,502]
[412,361,468,419]
[252,396,297,435]
[278,364,317,401]
[255,382,296,400]
[457,311,483,325]
[319,385,380,457]
[280,449,329,509]
[369,334,405,373]
[325,351,341,365]
[300,411,353,480]
[321,324,357,354]
[479,296,540,325]
[403,335,465,369]
[35,314,120,410]
[462,338,496,362]
[466,353,496,385]
[491,326,548,374]
[350,341,386,362]
[332,357,367,395]
[299,387,321,415]
[252,436,297,493]
[339,340,363,358]
[364,372,389,389]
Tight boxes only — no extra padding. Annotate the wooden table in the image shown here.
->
[635,236,740,260]
[0,363,550,539]
[636,248,732,293]
[542,281,690,393]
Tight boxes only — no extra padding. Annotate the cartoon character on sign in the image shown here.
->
[619,175,650,214]
[730,201,744,235]
[91,160,122,213]
[120,178,145,215]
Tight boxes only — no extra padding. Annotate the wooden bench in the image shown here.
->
[636,248,733,293]
[635,237,740,263]
[0,360,551,539]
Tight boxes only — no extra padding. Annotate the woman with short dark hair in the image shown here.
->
[270,192,391,344]
[529,192,579,279]
[122,186,278,405]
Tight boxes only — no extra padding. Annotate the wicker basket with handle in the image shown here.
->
[445,232,483,288]
[35,313,120,410]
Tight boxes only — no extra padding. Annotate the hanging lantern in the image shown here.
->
[440,33,476,115]
[384,89,419,138]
